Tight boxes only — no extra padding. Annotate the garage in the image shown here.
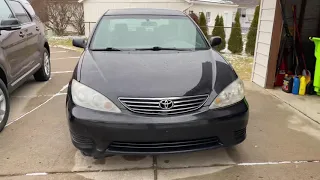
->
[251,0,320,123]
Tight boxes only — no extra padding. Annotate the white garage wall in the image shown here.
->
[251,0,277,87]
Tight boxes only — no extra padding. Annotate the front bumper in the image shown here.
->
[66,96,249,158]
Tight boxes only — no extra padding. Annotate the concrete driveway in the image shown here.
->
[0,47,320,180]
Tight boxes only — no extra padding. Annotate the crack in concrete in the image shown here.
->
[153,156,158,180]
[1,160,319,178]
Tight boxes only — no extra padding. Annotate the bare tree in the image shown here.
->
[70,4,85,35]
[30,0,49,23]
[45,1,73,36]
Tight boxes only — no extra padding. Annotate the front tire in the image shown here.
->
[0,79,10,132]
[34,48,51,81]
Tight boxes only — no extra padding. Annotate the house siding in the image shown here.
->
[83,0,188,36]
[82,0,237,37]
[251,0,277,87]
[189,5,237,41]
[239,7,256,33]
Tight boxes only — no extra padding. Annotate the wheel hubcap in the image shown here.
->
[0,89,6,124]
[44,52,50,75]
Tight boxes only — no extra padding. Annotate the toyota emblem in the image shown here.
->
[159,99,174,110]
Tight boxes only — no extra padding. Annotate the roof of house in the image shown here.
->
[230,0,260,7]
[105,8,185,16]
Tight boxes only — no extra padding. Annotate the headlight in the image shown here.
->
[209,78,245,109]
[71,80,121,113]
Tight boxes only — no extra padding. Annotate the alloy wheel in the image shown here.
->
[0,88,6,124]
[44,52,50,76]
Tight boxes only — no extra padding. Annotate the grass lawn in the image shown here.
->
[48,38,73,47]
[222,54,253,81]
[48,37,83,52]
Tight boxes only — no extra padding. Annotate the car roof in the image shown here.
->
[9,0,36,16]
[10,0,29,4]
[104,8,186,16]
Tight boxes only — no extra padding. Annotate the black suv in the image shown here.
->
[0,0,51,132]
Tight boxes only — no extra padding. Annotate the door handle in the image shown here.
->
[36,27,40,31]
[19,32,25,38]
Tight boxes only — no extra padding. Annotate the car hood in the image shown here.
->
[77,50,238,107]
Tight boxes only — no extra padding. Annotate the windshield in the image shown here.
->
[90,15,209,50]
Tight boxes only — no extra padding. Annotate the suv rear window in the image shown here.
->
[90,15,209,50]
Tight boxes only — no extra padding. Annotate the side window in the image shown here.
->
[20,2,36,17]
[8,1,31,24]
[0,0,14,21]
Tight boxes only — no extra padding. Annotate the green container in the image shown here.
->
[310,37,320,95]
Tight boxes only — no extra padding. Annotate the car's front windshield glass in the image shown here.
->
[90,15,209,50]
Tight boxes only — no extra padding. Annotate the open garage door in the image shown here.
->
[252,0,320,91]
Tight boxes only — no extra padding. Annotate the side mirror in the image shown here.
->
[210,36,222,47]
[72,38,87,48]
[0,18,21,31]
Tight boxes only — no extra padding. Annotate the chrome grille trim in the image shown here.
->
[174,102,202,108]
[120,100,159,105]
[118,94,209,115]
[174,97,208,104]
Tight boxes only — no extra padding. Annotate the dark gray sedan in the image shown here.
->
[66,8,249,158]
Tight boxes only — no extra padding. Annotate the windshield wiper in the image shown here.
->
[135,46,191,51]
[91,47,122,51]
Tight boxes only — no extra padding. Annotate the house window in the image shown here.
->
[224,12,228,25]
[238,8,247,18]
[206,12,211,24]
[198,12,211,24]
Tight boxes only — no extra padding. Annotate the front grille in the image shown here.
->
[108,137,221,153]
[118,94,209,115]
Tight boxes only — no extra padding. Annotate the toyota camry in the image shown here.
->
[66,8,249,158]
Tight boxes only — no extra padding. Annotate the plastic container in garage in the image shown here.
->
[282,74,293,93]
[309,37,320,95]
[299,76,307,95]
[292,76,300,95]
